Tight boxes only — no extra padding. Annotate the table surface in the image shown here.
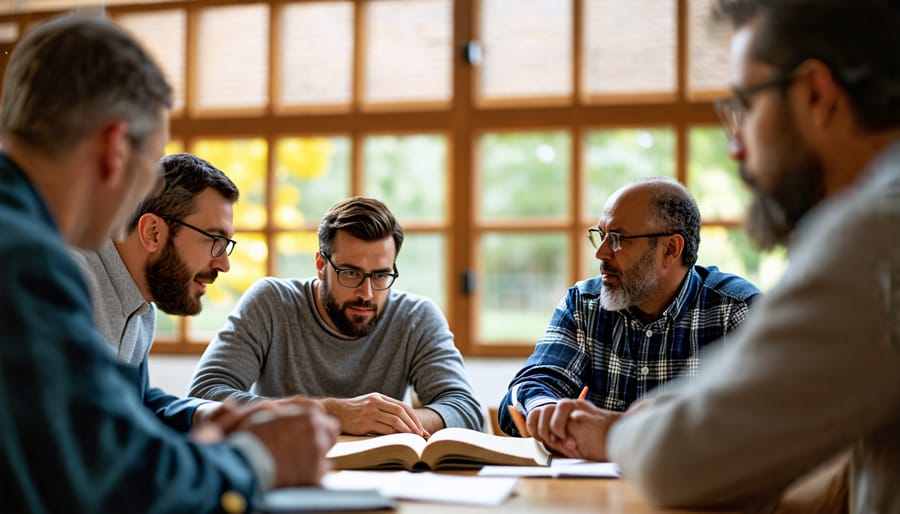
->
[333,471,735,514]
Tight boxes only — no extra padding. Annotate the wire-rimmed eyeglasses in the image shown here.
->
[587,227,675,253]
[714,71,798,140]
[321,251,399,290]
[158,215,237,258]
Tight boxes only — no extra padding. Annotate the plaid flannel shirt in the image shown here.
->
[499,265,760,435]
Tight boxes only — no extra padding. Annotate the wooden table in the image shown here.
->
[337,471,734,514]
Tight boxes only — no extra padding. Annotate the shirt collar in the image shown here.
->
[97,239,150,318]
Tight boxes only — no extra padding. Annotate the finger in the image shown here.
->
[372,398,425,435]
[548,400,576,439]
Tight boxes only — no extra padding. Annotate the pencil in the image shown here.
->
[578,386,589,401]
[507,405,531,438]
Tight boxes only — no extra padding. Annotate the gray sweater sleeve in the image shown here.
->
[188,278,279,403]
[401,298,485,431]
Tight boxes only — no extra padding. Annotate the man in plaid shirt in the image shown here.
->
[499,178,760,444]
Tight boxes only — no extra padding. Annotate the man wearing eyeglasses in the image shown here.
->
[189,196,484,436]
[597,1,900,512]
[70,152,244,433]
[498,178,760,442]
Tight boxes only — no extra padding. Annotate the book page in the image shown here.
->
[422,427,551,468]
[327,433,428,469]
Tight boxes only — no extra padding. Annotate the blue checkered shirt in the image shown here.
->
[498,265,760,436]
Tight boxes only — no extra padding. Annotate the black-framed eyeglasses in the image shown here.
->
[158,215,236,258]
[587,227,675,253]
[321,251,399,290]
[714,71,798,140]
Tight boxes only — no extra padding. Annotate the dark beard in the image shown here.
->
[146,240,212,315]
[320,275,381,337]
[742,110,825,251]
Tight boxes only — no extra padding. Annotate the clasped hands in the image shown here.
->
[190,397,339,488]
[526,399,623,461]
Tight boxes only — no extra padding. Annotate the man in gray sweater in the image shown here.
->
[533,1,900,512]
[190,197,484,436]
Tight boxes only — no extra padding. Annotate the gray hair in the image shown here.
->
[640,178,702,267]
[0,15,173,157]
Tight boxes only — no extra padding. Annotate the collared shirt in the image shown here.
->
[71,240,155,366]
[499,265,760,434]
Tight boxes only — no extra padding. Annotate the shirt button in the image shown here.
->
[641,366,650,376]
[645,329,653,337]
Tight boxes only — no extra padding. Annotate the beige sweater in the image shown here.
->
[608,142,900,513]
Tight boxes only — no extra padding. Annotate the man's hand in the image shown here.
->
[241,404,340,488]
[320,393,427,437]
[526,399,621,460]
[190,397,322,443]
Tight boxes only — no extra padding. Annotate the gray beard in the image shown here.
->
[599,249,658,311]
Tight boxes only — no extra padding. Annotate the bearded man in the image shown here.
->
[498,178,759,437]
[70,152,241,431]
[189,196,484,435]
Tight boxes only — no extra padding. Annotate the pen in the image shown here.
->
[507,405,531,438]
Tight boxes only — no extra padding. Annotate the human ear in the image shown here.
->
[137,213,165,253]
[98,120,130,188]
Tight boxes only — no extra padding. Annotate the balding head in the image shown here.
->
[602,178,701,267]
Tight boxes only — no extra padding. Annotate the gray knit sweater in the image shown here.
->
[189,277,484,430]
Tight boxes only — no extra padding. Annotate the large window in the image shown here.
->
[0,0,786,355]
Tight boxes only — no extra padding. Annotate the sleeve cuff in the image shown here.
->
[227,431,276,492]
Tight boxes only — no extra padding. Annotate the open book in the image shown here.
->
[327,427,551,470]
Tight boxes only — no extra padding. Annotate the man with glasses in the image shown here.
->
[70,152,243,432]
[190,196,484,435]
[498,178,759,443]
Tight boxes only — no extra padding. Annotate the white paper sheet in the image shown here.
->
[477,458,620,478]
[323,470,518,507]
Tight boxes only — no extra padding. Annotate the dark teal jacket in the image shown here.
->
[0,154,257,513]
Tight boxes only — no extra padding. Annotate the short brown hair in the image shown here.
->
[318,197,404,258]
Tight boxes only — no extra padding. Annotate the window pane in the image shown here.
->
[275,136,350,227]
[364,0,451,105]
[396,233,446,312]
[479,0,572,102]
[192,139,268,229]
[165,140,184,155]
[275,231,319,279]
[279,2,353,107]
[697,226,787,292]
[688,0,733,94]
[478,233,567,343]
[196,4,268,110]
[479,131,570,219]
[115,10,185,111]
[155,311,178,340]
[192,232,267,341]
[363,134,447,222]
[583,0,676,96]
[583,128,675,219]
[687,127,747,222]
